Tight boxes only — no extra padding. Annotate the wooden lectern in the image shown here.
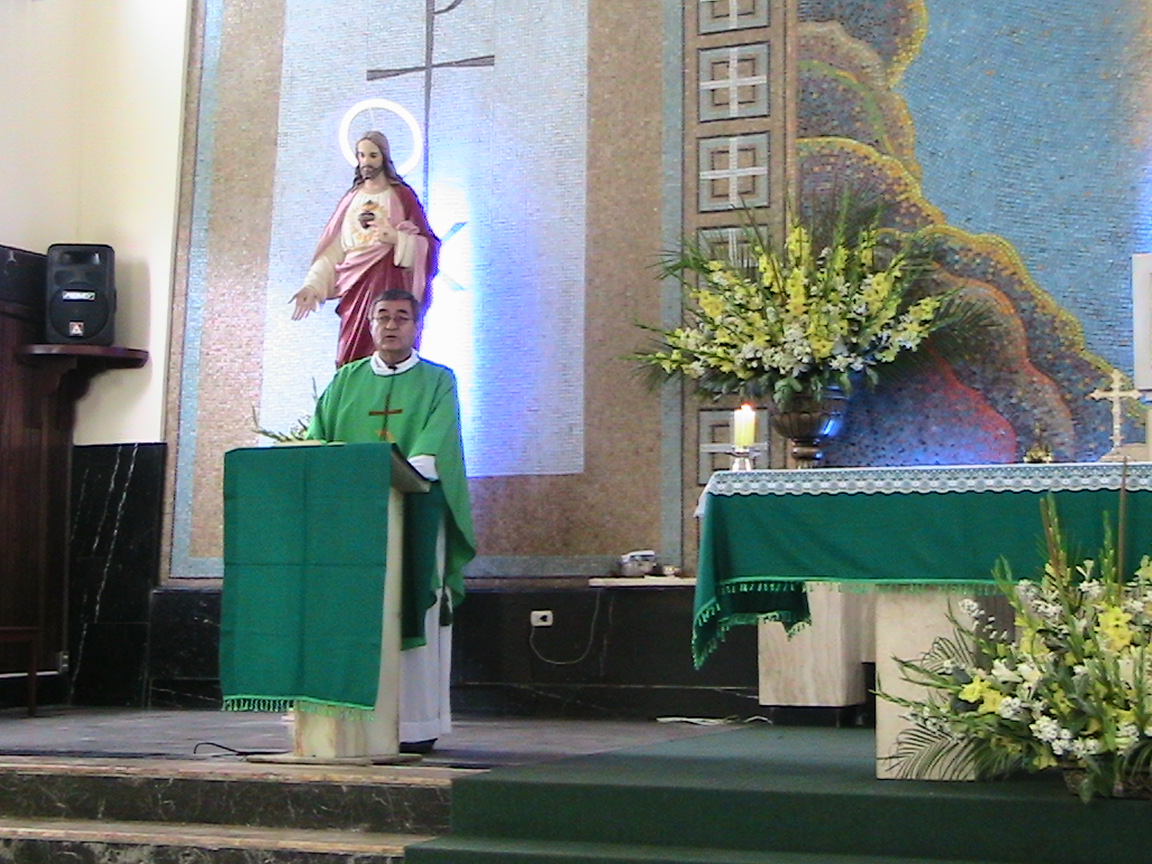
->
[220,442,430,763]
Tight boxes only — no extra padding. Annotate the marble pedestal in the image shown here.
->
[757,585,874,707]
[874,589,975,780]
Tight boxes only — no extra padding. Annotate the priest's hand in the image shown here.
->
[290,286,325,320]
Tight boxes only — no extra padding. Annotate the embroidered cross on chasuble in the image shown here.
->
[369,406,404,441]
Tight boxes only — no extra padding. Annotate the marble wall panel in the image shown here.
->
[69,443,165,706]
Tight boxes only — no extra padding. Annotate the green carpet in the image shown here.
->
[407,725,1150,864]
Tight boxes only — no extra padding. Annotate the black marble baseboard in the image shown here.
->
[68,443,165,707]
[145,578,765,720]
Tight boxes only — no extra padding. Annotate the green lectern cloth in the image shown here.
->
[219,443,440,714]
[693,463,1152,668]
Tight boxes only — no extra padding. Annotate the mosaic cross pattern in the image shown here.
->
[698,44,770,121]
[698,0,769,33]
[698,133,770,211]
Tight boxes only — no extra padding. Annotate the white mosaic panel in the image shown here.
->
[259,0,588,478]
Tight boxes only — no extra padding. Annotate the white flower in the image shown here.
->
[958,598,980,619]
[1079,579,1103,601]
[997,697,1027,720]
[1031,715,1076,755]
[991,659,1021,684]
[1069,737,1103,758]
[1116,723,1141,754]
[1030,715,1061,742]
[1016,662,1042,685]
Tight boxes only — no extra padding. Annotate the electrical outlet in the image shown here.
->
[530,609,554,627]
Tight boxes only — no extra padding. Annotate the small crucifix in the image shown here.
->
[369,407,403,441]
[1088,368,1142,450]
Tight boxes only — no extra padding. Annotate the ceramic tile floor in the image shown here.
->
[0,707,745,769]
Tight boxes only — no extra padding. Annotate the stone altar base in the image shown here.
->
[757,584,874,707]
[873,589,978,780]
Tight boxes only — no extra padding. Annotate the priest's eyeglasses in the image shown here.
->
[370,313,413,328]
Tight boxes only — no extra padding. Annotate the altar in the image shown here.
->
[694,461,1152,776]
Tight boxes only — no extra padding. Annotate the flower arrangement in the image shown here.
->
[635,203,948,406]
[250,380,319,443]
[879,496,1152,801]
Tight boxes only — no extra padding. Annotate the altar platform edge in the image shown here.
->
[0,709,1141,864]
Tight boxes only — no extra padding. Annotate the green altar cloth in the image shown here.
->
[219,443,441,713]
[694,462,1152,667]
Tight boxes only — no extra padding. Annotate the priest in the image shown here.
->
[307,288,474,751]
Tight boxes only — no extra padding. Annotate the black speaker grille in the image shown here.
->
[44,243,116,345]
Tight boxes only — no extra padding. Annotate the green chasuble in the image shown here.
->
[306,355,476,625]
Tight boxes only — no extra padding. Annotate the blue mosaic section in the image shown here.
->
[899,0,1152,373]
[794,0,1152,465]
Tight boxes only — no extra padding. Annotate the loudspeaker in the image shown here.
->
[45,243,115,345]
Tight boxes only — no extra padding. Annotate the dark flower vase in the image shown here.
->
[771,386,847,468]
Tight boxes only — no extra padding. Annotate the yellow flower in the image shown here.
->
[959,680,983,703]
[696,292,724,320]
[959,677,1004,714]
[1097,606,1134,651]
[785,269,807,316]
[1051,687,1074,716]
[978,690,1004,714]
[786,226,812,266]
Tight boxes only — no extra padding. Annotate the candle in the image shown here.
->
[733,403,755,448]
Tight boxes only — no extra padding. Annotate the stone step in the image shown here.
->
[0,815,430,863]
[0,756,471,835]
[407,836,998,864]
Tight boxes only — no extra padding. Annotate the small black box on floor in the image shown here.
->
[45,243,115,345]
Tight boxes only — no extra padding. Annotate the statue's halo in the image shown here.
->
[339,99,423,177]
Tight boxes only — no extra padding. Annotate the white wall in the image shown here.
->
[0,0,190,444]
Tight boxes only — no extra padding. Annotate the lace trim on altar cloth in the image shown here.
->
[704,462,1152,497]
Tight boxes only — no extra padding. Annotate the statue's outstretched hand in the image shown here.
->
[290,286,325,320]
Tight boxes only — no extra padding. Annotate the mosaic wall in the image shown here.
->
[170,0,592,578]
[789,0,1152,465]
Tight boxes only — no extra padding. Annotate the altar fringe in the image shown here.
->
[222,696,375,718]
[715,579,1004,596]
[692,579,1003,667]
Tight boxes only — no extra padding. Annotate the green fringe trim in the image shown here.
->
[693,579,1005,668]
[222,697,292,714]
[692,603,808,669]
[713,578,1005,597]
[222,695,375,718]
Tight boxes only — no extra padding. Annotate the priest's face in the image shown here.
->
[370,299,418,365]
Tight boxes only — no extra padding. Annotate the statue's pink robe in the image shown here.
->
[312,182,440,366]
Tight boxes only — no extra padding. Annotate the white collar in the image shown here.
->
[370,350,420,376]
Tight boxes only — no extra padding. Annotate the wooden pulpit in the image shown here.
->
[220,442,430,762]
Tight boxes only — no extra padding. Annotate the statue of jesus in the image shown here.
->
[290,131,439,366]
